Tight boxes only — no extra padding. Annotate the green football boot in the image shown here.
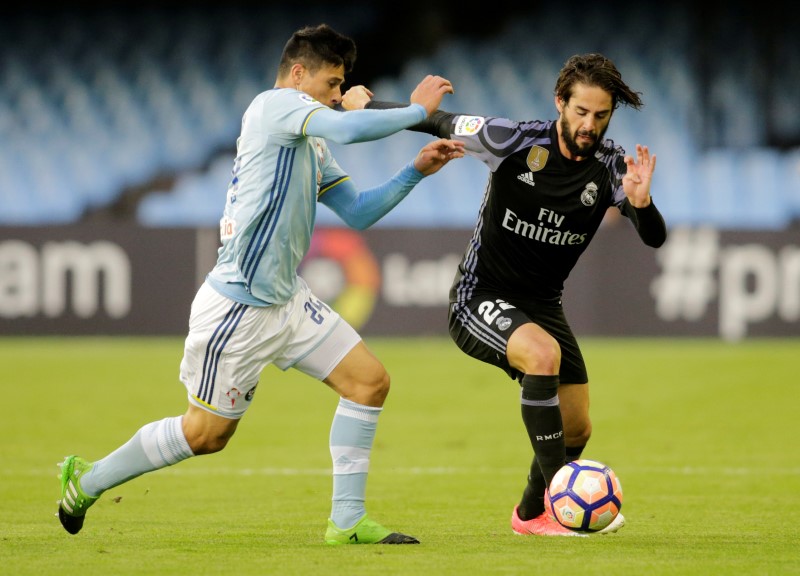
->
[325,514,419,545]
[57,455,98,535]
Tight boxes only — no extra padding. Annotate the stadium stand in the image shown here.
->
[1,2,798,229]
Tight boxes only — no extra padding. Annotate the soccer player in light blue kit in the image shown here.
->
[57,23,464,545]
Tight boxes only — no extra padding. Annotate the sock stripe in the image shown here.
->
[336,405,380,423]
[336,398,381,423]
[157,417,194,465]
[520,393,559,407]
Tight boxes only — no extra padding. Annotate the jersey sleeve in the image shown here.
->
[318,145,349,197]
[452,116,551,172]
[603,142,629,208]
[254,89,328,147]
[366,100,543,172]
[318,162,423,230]
[304,104,427,144]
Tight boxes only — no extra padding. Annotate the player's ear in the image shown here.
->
[291,64,305,88]
[555,96,564,114]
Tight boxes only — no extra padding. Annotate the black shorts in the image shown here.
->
[448,293,588,384]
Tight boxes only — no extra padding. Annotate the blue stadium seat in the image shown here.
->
[0,4,796,230]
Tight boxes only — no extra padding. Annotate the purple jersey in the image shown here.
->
[447,115,628,302]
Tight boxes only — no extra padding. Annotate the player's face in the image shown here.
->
[556,83,613,160]
[297,63,346,108]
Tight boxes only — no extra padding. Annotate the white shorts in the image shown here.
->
[179,279,361,418]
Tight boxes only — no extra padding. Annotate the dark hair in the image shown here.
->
[277,24,357,77]
[554,53,643,110]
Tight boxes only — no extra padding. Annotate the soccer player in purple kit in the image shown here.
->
[350,53,667,536]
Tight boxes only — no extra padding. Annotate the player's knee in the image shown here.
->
[182,413,238,455]
[349,367,390,407]
[186,431,232,455]
[365,368,391,405]
[540,339,561,372]
[520,337,561,374]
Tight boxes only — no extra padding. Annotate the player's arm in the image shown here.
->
[365,99,456,138]
[306,74,455,144]
[345,87,512,170]
[304,104,427,144]
[620,199,667,247]
[319,138,464,230]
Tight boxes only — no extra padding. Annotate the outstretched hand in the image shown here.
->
[413,138,465,176]
[342,75,454,116]
[622,144,657,208]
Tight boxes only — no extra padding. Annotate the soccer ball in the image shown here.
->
[545,459,623,532]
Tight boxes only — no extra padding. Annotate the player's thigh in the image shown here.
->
[279,282,363,380]
[517,300,588,385]
[278,281,387,405]
[448,294,534,380]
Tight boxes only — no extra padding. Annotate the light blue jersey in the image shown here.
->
[206,88,426,306]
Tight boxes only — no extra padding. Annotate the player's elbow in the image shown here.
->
[327,121,365,144]
[345,217,374,231]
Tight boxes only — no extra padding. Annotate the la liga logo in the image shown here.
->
[300,228,380,329]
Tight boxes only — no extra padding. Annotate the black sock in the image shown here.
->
[518,457,547,520]
[517,374,564,521]
[566,445,585,463]
[519,446,587,520]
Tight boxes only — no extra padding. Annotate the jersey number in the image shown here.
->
[478,298,515,325]
[304,297,331,325]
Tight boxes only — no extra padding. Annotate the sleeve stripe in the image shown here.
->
[301,106,326,135]
[318,175,351,198]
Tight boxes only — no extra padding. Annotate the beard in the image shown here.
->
[560,115,605,158]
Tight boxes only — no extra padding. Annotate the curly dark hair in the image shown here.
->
[277,24,357,77]
[554,53,643,110]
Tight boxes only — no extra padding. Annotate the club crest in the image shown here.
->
[580,182,598,206]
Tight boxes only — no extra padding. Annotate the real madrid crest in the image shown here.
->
[580,182,598,206]
[526,146,549,172]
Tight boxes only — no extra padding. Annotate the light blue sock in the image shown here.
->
[80,416,194,497]
[329,398,381,529]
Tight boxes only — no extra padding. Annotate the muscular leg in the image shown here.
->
[322,341,392,530]
[79,404,238,498]
[507,323,567,521]
[181,404,240,454]
[516,383,592,519]
[324,341,390,407]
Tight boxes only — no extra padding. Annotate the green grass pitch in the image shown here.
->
[2,336,799,575]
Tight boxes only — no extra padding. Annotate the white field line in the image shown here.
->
[29,465,800,477]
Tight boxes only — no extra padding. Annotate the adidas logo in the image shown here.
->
[517,172,535,186]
